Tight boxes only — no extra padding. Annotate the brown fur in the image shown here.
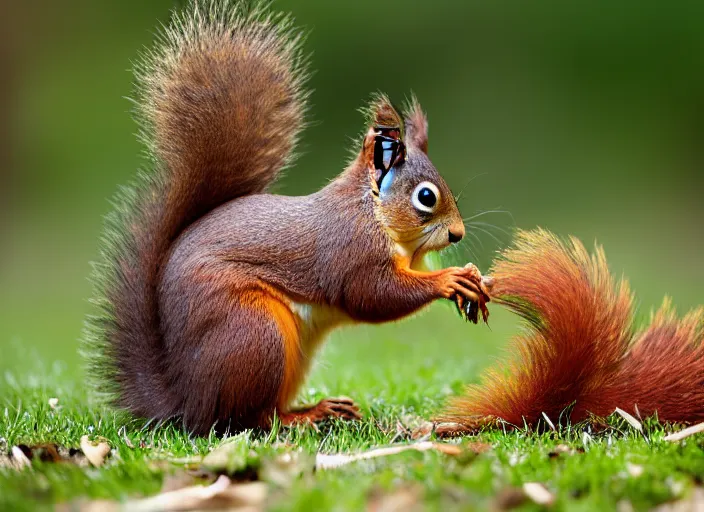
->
[97,1,486,435]
[437,229,704,431]
[100,2,308,426]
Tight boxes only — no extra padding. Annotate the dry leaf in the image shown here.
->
[494,488,528,510]
[582,431,593,449]
[368,485,423,512]
[64,476,267,512]
[522,482,555,507]
[1,443,90,470]
[316,442,463,470]
[410,421,434,440]
[663,422,704,442]
[201,434,258,476]
[48,398,60,409]
[465,441,492,454]
[616,500,635,512]
[160,472,205,493]
[626,463,644,478]
[548,444,576,459]
[434,422,474,438]
[260,451,314,488]
[10,446,31,470]
[614,408,643,434]
[80,436,111,467]
[130,475,266,512]
[541,412,556,431]
[653,487,704,512]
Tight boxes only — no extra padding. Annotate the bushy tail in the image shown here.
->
[437,229,704,429]
[82,0,309,419]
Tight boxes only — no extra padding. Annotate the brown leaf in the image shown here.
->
[368,485,423,512]
[62,476,267,512]
[410,421,434,440]
[131,475,266,512]
[433,422,482,438]
[431,443,462,456]
[548,444,577,459]
[465,441,492,454]
[1,443,91,470]
[160,472,207,494]
[494,488,528,510]
[80,436,111,467]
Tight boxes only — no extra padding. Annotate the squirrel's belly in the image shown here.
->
[289,301,351,357]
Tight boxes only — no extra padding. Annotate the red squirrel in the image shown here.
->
[436,229,704,436]
[82,0,491,435]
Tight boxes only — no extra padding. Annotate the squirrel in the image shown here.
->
[82,0,491,435]
[435,229,704,436]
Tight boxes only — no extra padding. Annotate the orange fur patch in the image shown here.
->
[260,291,303,410]
[237,287,303,411]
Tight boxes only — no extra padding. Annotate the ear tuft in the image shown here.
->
[362,93,404,132]
[403,95,428,153]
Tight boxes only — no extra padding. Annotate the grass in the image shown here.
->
[0,305,702,511]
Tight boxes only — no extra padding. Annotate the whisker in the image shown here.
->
[463,209,515,223]
[468,221,514,238]
[454,173,488,203]
[466,229,485,250]
[470,224,505,246]
[462,237,479,261]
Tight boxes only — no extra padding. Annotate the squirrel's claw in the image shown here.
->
[453,270,493,324]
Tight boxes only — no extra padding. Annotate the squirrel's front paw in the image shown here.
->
[440,264,492,324]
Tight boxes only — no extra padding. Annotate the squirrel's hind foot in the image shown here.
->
[279,397,362,427]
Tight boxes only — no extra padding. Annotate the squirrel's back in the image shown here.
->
[82,0,309,419]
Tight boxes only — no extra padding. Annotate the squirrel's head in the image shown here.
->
[358,95,465,265]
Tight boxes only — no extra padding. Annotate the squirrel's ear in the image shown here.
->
[403,96,428,154]
[360,94,404,184]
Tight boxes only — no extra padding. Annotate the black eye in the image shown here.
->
[412,181,441,213]
[418,187,436,208]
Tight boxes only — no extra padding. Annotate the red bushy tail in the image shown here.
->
[82,0,309,419]
[609,300,704,422]
[437,229,704,430]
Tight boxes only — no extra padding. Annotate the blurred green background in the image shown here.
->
[1,0,702,379]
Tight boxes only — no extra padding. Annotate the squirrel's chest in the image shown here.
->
[288,301,351,355]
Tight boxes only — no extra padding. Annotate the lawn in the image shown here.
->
[1,304,702,511]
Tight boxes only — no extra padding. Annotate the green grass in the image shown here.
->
[0,305,702,511]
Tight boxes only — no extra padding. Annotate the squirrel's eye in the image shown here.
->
[412,181,440,214]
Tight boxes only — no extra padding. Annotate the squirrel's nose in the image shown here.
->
[448,225,465,244]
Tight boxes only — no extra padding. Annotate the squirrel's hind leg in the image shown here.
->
[166,287,300,435]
